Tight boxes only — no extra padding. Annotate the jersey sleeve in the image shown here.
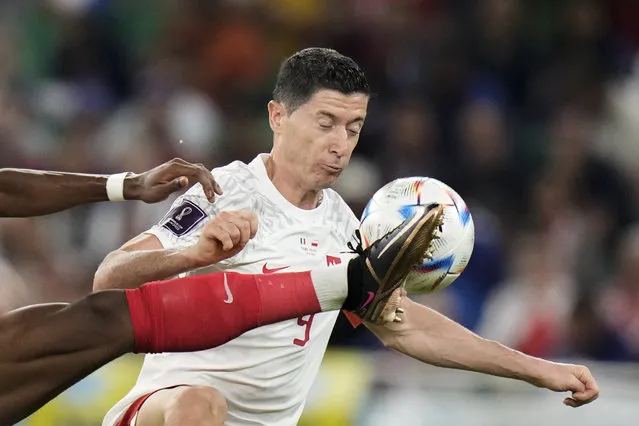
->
[145,167,252,250]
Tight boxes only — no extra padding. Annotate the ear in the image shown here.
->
[268,100,286,134]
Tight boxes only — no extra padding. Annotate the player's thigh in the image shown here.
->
[136,385,228,426]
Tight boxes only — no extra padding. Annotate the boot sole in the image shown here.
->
[363,204,445,322]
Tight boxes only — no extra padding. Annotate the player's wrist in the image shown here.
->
[122,173,143,201]
[179,246,212,269]
[107,172,136,201]
[510,353,552,386]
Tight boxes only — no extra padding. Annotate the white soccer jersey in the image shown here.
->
[104,154,359,426]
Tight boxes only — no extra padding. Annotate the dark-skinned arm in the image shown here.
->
[0,158,222,218]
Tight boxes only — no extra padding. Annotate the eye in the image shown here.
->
[347,126,361,137]
[319,120,333,130]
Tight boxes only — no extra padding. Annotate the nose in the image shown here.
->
[329,128,349,157]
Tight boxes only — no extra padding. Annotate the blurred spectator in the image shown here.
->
[477,232,577,358]
[597,53,639,199]
[538,105,635,280]
[376,98,442,182]
[444,205,504,330]
[447,97,525,225]
[568,291,631,361]
[598,226,639,360]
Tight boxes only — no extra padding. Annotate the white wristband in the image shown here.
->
[106,172,130,202]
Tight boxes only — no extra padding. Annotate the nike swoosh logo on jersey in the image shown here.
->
[223,273,233,304]
[262,264,290,274]
[361,291,375,309]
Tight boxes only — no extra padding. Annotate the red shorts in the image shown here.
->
[114,385,184,426]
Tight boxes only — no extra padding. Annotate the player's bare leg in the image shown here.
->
[0,291,133,426]
[136,386,227,426]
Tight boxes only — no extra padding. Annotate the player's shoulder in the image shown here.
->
[149,160,256,247]
[179,160,256,202]
[212,160,259,193]
[212,159,252,177]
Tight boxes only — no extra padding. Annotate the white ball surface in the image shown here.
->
[359,177,475,293]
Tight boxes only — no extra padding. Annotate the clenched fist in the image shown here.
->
[529,362,600,407]
[184,211,258,267]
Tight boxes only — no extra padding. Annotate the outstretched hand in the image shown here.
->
[125,158,223,203]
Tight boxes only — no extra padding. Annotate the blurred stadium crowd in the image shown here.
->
[2,0,639,365]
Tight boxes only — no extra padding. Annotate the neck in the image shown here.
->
[265,155,322,210]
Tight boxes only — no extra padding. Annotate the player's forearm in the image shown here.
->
[93,248,201,291]
[0,169,141,218]
[384,300,549,384]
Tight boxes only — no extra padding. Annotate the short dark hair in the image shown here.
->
[273,48,370,113]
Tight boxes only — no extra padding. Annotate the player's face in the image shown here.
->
[270,89,368,189]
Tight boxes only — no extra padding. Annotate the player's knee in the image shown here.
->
[166,386,227,424]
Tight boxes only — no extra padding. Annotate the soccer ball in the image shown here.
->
[359,177,475,293]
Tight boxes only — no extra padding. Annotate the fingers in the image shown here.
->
[172,176,189,190]
[563,393,599,408]
[571,367,599,406]
[233,210,259,238]
[223,213,253,248]
[572,386,599,403]
[203,211,259,251]
[563,366,600,407]
[193,162,222,202]
[143,177,188,203]
[207,216,242,251]
[160,159,222,203]
[567,375,586,394]
[563,397,580,407]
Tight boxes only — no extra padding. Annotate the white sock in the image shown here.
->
[310,262,350,311]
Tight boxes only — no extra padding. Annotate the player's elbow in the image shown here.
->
[92,252,120,292]
[93,268,111,292]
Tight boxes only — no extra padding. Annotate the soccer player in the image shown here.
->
[0,160,439,425]
[97,48,599,426]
